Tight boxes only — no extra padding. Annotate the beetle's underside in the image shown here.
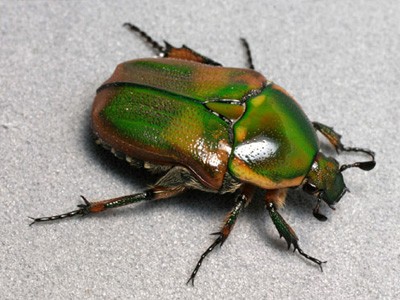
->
[31,23,375,285]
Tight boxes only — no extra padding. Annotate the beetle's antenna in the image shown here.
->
[240,38,255,70]
[340,147,376,172]
[123,23,165,55]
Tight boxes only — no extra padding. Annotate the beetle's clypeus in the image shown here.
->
[31,23,376,284]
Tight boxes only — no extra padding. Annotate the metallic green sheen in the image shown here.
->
[229,84,318,183]
[101,84,231,179]
[110,58,265,102]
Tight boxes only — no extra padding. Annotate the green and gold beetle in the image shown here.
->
[31,23,376,284]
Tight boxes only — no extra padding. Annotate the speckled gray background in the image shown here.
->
[1,1,399,299]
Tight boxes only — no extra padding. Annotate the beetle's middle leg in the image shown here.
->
[29,186,187,225]
[187,184,255,285]
[29,166,197,225]
[265,189,326,270]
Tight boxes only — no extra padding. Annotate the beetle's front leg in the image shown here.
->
[312,122,344,153]
[187,185,255,285]
[313,121,375,170]
[265,190,326,271]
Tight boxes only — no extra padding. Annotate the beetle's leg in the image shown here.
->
[313,122,376,170]
[29,185,187,226]
[240,38,255,70]
[163,43,222,66]
[313,121,376,156]
[312,122,344,153]
[265,190,326,271]
[187,184,255,285]
[123,23,165,55]
[312,198,328,222]
[123,22,222,66]
[29,166,196,225]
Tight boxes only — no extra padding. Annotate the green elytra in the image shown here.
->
[30,24,375,285]
[94,58,318,190]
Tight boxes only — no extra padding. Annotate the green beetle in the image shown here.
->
[31,23,376,284]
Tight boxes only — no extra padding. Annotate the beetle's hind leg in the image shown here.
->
[123,23,165,55]
[29,166,194,225]
[187,185,255,285]
[240,38,255,70]
[123,23,222,66]
[265,190,326,271]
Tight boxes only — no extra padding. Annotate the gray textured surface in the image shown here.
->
[1,1,399,299]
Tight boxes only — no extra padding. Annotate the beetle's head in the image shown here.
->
[303,150,375,221]
[303,152,346,206]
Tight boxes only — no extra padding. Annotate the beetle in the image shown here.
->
[31,23,376,284]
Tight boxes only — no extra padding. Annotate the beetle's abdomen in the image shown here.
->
[92,84,232,191]
[228,84,318,189]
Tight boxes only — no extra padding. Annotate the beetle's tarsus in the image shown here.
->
[340,146,376,172]
[266,200,326,271]
[313,210,328,222]
[342,146,375,158]
[313,199,328,221]
[28,208,87,226]
[240,38,255,70]
[28,217,37,226]
[295,245,327,272]
[186,277,195,286]
[187,235,223,286]
[123,22,164,54]
[312,121,376,172]
[187,186,255,284]
[29,196,92,226]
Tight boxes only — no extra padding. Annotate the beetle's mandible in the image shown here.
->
[31,23,376,284]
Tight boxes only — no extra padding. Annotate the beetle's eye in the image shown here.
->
[303,183,319,195]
